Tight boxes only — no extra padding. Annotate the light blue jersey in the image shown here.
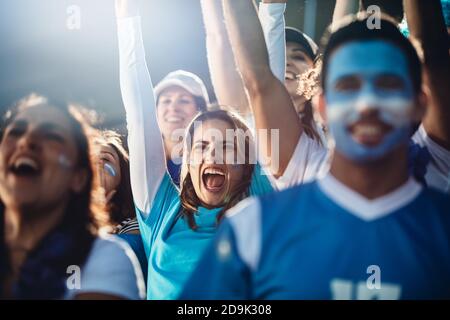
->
[136,164,273,300]
[182,175,450,299]
[116,14,277,300]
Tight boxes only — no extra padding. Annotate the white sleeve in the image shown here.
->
[226,197,262,272]
[67,236,146,300]
[412,125,450,194]
[258,2,286,84]
[274,133,329,190]
[117,16,166,216]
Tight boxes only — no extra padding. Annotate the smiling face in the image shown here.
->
[285,42,315,110]
[157,86,199,140]
[0,105,87,214]
[187,119,245,207]
[97,144,121,196]
[324,40,417,162]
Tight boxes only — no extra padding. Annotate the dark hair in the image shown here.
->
[285,27,318,61]
[320,13,422,95]
[0,94,107,299]
[301,100,323,145]
[193,96,208,113]
[95,130,135,228]
[179,108,255,230]
[360,0,404,24]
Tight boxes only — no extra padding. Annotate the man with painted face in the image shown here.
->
[221,0,450,193]
[181,11,450,299]
[322,37,418,164]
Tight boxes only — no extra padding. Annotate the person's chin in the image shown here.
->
[164,120,186,131]
[10,194,40,211]
[201,193,225,208]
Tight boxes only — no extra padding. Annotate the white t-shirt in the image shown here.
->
[412,125,450,194]
[65,235,146,300]
[275,126,450,194]
[274,132,329,190]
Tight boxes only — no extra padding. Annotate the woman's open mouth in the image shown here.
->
[164,115,184,124]
[9,156,41,178]
[202,166,226,193]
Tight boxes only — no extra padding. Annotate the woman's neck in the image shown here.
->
[164,137,182,161]
[5,202,66,271]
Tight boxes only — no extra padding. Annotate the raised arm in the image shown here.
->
[258,0,287,84]
[332,0,359,28]
[201,0,286,118]
[116,0,166,215]
[405,0,450,149]
[200,0,249,116]
[223,0,302,178]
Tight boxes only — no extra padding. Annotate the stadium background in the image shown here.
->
[0,0,336,131]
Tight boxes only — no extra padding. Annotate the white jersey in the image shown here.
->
[411,125,450,193]
[65,235,146,300]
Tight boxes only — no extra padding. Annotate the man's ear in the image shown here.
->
[318,93,328,124]
[71,168,89,194]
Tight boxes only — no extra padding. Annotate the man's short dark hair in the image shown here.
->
[320,13,422,95]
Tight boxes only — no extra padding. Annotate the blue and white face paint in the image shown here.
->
[58,154,73,170]
[104,162,117,177]
[325,40,415,162]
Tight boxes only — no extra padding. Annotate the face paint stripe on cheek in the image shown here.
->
[327,95,414,127]
[58,154,74,170]
[104,163,117,177]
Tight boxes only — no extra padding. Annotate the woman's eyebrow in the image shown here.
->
[290,48,308,54]
[38,122,67,133]
[9,119,27,128]
[101,151,116,159]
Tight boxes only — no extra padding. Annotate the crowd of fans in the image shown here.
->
[1,0,449,299]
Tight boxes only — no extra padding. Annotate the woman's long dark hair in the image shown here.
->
[300,99,323,144]
[0,94,108,299]
[179,108,255,230]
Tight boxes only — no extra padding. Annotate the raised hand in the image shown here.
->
[222,0,302,178]
[405,0,450,149]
